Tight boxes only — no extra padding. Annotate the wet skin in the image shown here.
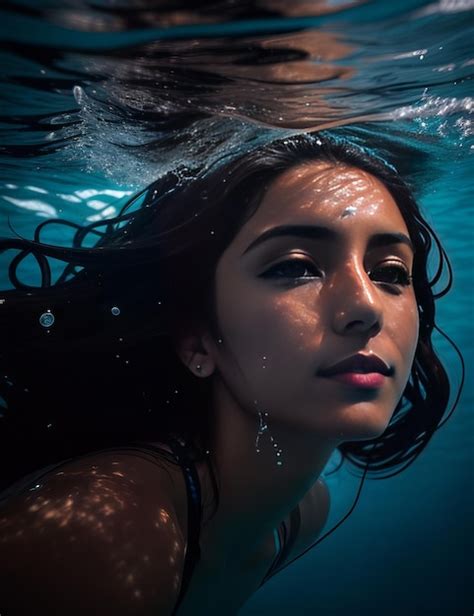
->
[175,161,420,590]
[204,162,419,446]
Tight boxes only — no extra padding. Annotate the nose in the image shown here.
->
[329,260,383,338]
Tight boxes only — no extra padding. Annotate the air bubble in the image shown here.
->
[39,312,55,328]
[111,306,121,316]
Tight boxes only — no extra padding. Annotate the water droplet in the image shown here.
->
[39,312,55,328]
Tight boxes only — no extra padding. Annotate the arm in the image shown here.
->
[0,451,186,615]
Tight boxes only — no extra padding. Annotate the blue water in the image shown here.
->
[0,1,472,614]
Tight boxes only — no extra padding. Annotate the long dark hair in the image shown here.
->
[0,132,459,498]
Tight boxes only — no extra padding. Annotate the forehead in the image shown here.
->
[242,161,408,236]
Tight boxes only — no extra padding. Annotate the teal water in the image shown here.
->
[0,1,472,614]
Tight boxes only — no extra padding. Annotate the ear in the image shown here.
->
[174,329,216,378]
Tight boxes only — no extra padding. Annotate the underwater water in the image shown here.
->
[0,0,472,614]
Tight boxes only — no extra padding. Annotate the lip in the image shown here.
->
[324,372,387,389]
[317,353,394,388]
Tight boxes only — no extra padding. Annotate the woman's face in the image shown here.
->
[207,162,419,443]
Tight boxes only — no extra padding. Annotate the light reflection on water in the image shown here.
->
[0,0,471,192]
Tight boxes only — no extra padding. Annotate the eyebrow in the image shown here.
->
[241,224,414,256]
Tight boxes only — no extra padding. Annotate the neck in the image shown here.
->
[197,377,336,566]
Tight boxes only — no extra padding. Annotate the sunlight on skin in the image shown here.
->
[0,455,183,603]
[282,163,386,217]
[212,162,418,445]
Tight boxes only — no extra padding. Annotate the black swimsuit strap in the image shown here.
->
[167,437,202,615]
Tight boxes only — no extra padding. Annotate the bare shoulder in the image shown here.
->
[0,449,186,615]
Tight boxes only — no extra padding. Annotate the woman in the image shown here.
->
[0,133,455,615]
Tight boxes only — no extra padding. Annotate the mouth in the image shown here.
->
[317,353,394,389]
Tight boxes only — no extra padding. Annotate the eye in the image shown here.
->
[370,262,412,287]
[260,258,322,282]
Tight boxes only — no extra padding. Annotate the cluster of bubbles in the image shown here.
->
[255,407,284,467]
[391,95,472,141]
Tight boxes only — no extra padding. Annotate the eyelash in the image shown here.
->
[261,258,412,287]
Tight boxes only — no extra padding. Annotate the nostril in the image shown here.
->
[368,321,382,335]
[345,318,381,336]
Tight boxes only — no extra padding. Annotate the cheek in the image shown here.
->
[216,283,322,375]
[404,298,419,353]
[388,296,419,376]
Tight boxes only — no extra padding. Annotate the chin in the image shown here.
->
[329,405,393,444]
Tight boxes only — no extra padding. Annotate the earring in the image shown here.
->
[195,364,203,376]
[255,406,283,467]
